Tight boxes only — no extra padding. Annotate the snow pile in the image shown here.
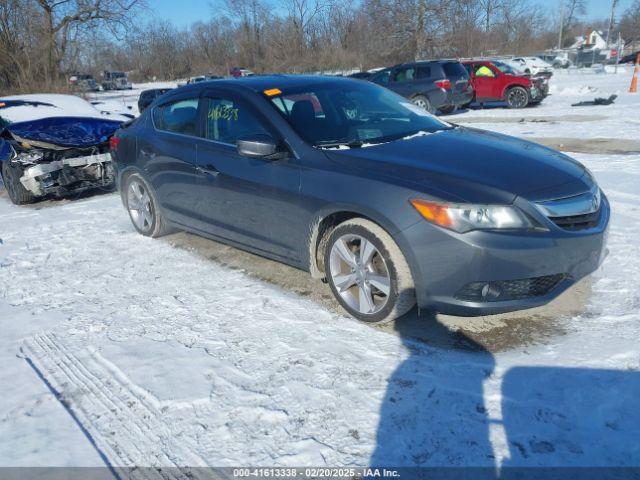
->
[0,94,130,123]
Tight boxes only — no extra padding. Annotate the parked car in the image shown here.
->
[538,53,571,69]
[102,71,132,91]
[620,50,640,64]
[369,60,474,114]
[110,75,608,323]
[229,67,254,78]
[462,60,545,108]
[0,94,128,204]
[138,88,173,113]
[504,56,553,77]
[69,74,99,92]
[187,75,222,84]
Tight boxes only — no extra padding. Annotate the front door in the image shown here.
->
[191,91,304,263]
[471,64,501,100]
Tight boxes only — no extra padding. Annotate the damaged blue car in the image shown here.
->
[0,94,128,205]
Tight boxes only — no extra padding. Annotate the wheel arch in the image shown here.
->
[307,205,412,280]
[117,165,145,205]
[502,82,528,99]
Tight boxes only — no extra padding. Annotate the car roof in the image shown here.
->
[172,74,359,95]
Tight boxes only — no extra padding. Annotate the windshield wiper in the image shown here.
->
[316,139,365,149]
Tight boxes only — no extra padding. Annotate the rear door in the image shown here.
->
[138,94,202,226]
[191,89,303,262]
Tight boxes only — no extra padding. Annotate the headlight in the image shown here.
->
[410,199,536,233]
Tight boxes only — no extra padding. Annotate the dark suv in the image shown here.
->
[369,60,474,114]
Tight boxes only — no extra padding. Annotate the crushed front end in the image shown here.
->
[0,116,122,204]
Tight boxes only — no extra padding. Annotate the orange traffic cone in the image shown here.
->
[630,53,640,93]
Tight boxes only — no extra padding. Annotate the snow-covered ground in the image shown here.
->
[449,66,640,143]
[1,71,639,473]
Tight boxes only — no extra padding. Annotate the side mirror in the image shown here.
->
[237,134,282,159]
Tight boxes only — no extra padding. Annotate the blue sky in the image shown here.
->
[151,0,634,28]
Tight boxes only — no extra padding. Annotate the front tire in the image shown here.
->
[123,173,171,237]
[1,161,35,205]
[506,86,530,109]
[324,218,416,323]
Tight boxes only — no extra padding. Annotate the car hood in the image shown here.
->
[2,116,123,148]
[324,127,590,203]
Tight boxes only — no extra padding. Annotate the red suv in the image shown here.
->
[462,60,546,109]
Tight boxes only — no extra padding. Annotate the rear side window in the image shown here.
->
[442,62,468,78]
[416,66,432,79]
[153,98,199,136]
[203,97,270,145]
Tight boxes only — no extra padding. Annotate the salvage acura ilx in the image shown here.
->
[111,76,609,322]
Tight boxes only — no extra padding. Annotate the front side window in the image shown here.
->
[267,80,451,147]
[474,65,496,78]
[153,98,199,136]
[393,67,415,83]
[203,97,270,145]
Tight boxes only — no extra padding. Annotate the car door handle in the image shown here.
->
[196,164,220,177]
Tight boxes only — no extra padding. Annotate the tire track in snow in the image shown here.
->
[23,333,209,475]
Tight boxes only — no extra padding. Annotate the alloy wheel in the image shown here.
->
[507,88,528,108]
[127,179,154,232]
[328,234,391,315]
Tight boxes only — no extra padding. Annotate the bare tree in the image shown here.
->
[32,0,145,85]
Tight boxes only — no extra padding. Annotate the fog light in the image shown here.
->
[481,283,502,300]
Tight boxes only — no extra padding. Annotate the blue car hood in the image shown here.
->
[326,127,590,203]
[3,116,122,148]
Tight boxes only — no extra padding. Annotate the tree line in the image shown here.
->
[1,0,639,93]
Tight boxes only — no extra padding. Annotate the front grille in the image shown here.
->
[550,209,600,231]
[455,274,566,302]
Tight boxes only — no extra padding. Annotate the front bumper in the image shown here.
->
[395,196,610,316]
[19,153,114,197]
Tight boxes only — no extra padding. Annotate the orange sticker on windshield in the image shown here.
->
[263,88,282,97]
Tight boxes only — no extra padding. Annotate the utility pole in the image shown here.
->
[605,0,618,47]
[557,0,565,50]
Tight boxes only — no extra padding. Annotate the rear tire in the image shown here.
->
[1,161,35,205]
[506,86,530,109]
[438,105,456,114]
[324,218,416,323]
[123,172,172,238]
[411,95,435,115]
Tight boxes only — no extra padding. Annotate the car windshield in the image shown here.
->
[268,81,452,148]
[493,61,520,75]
